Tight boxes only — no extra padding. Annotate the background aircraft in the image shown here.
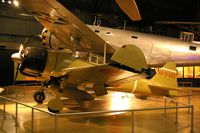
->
[17,0,200,67]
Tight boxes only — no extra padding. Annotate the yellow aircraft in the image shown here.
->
[12,43,179,113]
[10,0,185,113]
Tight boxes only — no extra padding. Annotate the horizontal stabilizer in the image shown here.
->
[149,85,182,91]
[111,45,147,72]
[149,85,180,96]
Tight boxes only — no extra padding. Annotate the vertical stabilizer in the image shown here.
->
[151,62,177,89]
[111,45,147,72]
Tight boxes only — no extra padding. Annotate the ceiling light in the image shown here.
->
[8,0,12,4]
[13,0,19,6]
[1,0,5,3]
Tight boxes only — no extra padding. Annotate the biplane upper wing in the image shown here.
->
[19,0,115,54]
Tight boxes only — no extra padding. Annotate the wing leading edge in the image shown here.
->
[19,0,115,54]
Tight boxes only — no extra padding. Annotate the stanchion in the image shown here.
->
[131,111,134,133]
[190,106,194,133]
[175,102,178,125]
[3,101,6,119]
[55,115,58,133]
[164,97,167,116]
[15,103,18,127]
[188,84,192,113]
[31,108,34,133]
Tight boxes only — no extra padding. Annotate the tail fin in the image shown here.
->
[151,62,177,89]
[111,45,147,72]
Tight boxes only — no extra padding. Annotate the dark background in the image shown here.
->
[58,0,200,39]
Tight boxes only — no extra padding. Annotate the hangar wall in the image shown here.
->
[0,48,15,86]
[0,4,43,85]
[0,4,43,49]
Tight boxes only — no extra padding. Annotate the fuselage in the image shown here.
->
[88,25,200,67]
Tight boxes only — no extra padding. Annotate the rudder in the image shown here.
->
[151,62,177,89]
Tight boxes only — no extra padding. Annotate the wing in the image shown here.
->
[50,63,143,84]
[115,0,141,21]
[72,64,147,95]
[66,64,143,85]
[19,0,115,54]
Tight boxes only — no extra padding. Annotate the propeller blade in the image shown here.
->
[11,52,23,64]
[13,64,20,85]
[115,0,142,21]
[19,44,24,55]
[23,37,30,48]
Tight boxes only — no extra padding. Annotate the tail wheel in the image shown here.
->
[33,91,45,103]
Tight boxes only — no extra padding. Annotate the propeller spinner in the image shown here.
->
[11,44,25,64]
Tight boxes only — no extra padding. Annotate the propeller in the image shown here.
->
[11,35,44,86]
[11,37,30,85]
[11,44,24,64]
[11,44,25,85]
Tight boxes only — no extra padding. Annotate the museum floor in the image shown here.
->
[0,85,200,133]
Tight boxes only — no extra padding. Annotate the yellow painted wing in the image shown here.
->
[19,0,115,54]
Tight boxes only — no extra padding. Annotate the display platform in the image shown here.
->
[0,85,199,133]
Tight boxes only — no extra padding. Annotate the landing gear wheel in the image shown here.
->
[33,91,45,103]
[47,107,60,113]
[47,98,63,113]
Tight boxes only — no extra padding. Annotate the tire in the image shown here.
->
[33,91,45,103]
[47,98,63,113]
[48,107,60,113]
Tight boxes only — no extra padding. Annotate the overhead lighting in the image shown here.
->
[1,0,5,3]
[8,0,11,4]
[13,0,19,6]
[20,13,32,17]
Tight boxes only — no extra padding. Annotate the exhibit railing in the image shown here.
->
[0,95,194,133]
[177,81,193,112]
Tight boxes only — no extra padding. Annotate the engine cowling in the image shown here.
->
[20,47,47,77]
[41,28,63,50]
[19,47,75,78]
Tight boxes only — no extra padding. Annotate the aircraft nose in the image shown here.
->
[11,52,23,64]
[11,44,25,64]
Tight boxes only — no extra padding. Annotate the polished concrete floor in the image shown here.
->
[0,85,200,133]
